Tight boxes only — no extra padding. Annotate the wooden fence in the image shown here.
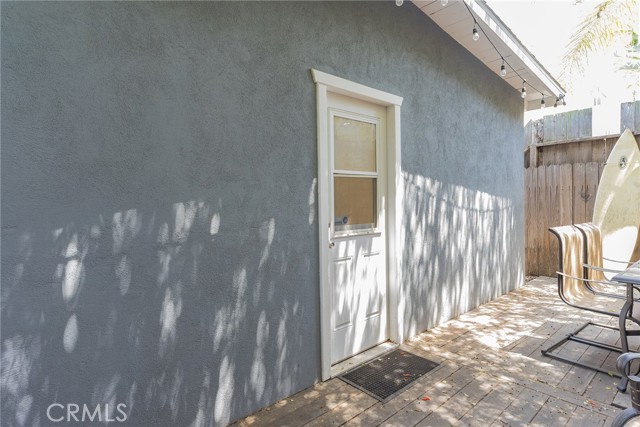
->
[524,132,640,276]
[525,163,602,276]
[525,100,640,148]
[621,100,640,133]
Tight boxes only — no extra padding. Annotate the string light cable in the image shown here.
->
[460,0,563,106]
[395,0,564,107]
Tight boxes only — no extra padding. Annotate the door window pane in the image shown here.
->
[334,117,376,172]
[334,177,377,232]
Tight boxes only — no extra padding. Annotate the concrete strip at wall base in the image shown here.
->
[1,2,524,425]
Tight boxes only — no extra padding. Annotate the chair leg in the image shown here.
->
[541,321,625,380]
[619,300,634,392]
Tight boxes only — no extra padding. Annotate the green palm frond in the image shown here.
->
[561,0,639,80]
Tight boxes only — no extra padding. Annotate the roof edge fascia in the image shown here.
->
[469,0,566,98]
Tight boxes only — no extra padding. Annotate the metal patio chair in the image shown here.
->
[574,222,633,300]
[542,225,640,392]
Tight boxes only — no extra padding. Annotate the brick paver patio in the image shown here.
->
[232,277,638,426]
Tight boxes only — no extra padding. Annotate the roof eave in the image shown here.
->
[413,0,566,110]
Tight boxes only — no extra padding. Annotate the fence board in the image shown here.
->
[621,101,640,133]
[546,165,560,276]
[586,162,599,221]
[557,112,568,141]
[621,102,634,132]
[525,121,534,148]
[537,166,547,275]
[572,163,586,224]
[559,164,573,226]
[580,109,592,138]
[525,168,535,274]
[566,110,579,140]
[591,140,606,164]
[536,167,544,275]
[566,142,582,164]
[544,115,556,143]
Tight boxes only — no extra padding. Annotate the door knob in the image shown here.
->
[329,242,335,248]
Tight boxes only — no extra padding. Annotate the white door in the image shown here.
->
[327,92,388,364]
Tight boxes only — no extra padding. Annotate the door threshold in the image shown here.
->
[330,341,397,378]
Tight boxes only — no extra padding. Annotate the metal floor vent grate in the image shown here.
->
[338,349,439,402]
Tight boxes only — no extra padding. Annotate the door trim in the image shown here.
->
[311,69,403,380]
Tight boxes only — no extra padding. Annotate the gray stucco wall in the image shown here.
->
[1,2,524,426]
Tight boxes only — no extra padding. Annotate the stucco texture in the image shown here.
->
[1,2,524,426]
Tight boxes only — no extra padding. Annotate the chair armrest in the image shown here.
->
[584,263,625,274]
[603,257,634,267]
[555,271,628,288]
[617,353,640,382]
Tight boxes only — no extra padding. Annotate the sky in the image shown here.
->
[486,0,639,126]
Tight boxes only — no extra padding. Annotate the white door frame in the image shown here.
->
[311,69,403,381]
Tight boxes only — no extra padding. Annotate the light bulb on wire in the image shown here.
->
[395,0,403,6]
[521,81,527,99]
[441,0,448,6]
[472,26,479,41]
[499,62,506,77]
[540,97,545,109]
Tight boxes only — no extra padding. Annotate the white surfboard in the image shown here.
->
[593,129,640,274]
